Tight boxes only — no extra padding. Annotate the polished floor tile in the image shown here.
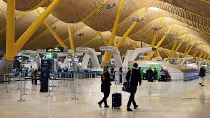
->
[1,74,210,118]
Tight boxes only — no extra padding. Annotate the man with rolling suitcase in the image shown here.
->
[126,63,141,112]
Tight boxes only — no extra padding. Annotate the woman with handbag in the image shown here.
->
[98,66,112,108]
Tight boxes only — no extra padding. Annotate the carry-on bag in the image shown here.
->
[112,82,122,109]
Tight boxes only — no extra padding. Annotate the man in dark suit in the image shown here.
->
[126,63,141,112]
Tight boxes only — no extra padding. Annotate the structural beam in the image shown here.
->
[184,45,194,57]
[193,50,199,57]
[169,30,183,58]
[13,0,61,55]
[127,38,136,49]
[0,12,26,34]
[36,10,67,48]
[198,52,204,60]
[23,0,47,11]
[5,0,15,60]
[80,0,110,22]
[103,7,148,63]
[68,24,75,51]
[173,34,189,55]
[156,50,161,57]
[146,24,174,61]
[103,0,125,64]
[182,45,190,58]
[97,32,108,46]
[116,8,148,48]
[25,20,60,47]
[151,17,164,46]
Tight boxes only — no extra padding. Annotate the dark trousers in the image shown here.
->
[127,87,137,108]
[99,89,110,106]
[138,78,142,86]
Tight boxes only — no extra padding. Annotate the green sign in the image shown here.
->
[46,53,52,58]
[128,62,161,80]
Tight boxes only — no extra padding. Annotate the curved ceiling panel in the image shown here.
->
[161,0,210,19]
[3,0,44,11]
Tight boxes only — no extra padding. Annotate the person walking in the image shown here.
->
[138,67,142,86]
[199,66,206,86]
[126,63,141,112]
[98,66,112,108]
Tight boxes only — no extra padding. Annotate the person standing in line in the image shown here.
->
[98,66,112,108]
[147,68,154,82]
[126,63,140,112]
[30,69,38,91]
[153,68,158,80]
[199,66,206,86]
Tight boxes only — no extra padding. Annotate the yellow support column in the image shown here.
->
[207,56,210,60]
[193,50,199,58]
[173,34,189,56]
[169,30,183,58]
[156,50,161,57]
[182,45,190,58]
[103,0,124,64]
[116,8,148,48]
[36,10,67,48]
[184,45,194,57]
[103,7,148,63]
[127,38,136,49]
[146,24,174,61]
[97,32,108,46]
[68,24,75,51]
[151,17,164,46]
[13,0,61,56]
[198,52,203,60]
[5,0,15,60]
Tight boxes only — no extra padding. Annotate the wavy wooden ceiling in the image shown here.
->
[1,0,210,58]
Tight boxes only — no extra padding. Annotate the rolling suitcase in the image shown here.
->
[112,82,122,109]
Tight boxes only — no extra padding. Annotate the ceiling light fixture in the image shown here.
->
[148,7,161,12]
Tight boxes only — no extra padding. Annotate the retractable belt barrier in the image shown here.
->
[1,71,124,102]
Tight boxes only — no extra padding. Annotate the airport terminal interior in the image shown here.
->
[1,0,210,117]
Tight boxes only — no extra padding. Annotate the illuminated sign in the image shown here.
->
[37,49,46,53]
[76,47,89,52]
[46,53,52,58]
[99,46,114,51]
[46,47,64,52]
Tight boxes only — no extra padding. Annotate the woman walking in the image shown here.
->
[98,66,112,108]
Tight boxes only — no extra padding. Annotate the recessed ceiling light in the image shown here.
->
[148,7,161,12]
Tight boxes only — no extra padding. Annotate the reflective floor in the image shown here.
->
[0,74,210,118]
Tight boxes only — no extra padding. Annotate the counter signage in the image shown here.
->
[46,47,64,52]
[100,46,114,51]
[76,47,88,51]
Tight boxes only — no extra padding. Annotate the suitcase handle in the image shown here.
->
[113,80,118,93]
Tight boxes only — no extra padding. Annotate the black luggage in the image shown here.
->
[112,83,122,109]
